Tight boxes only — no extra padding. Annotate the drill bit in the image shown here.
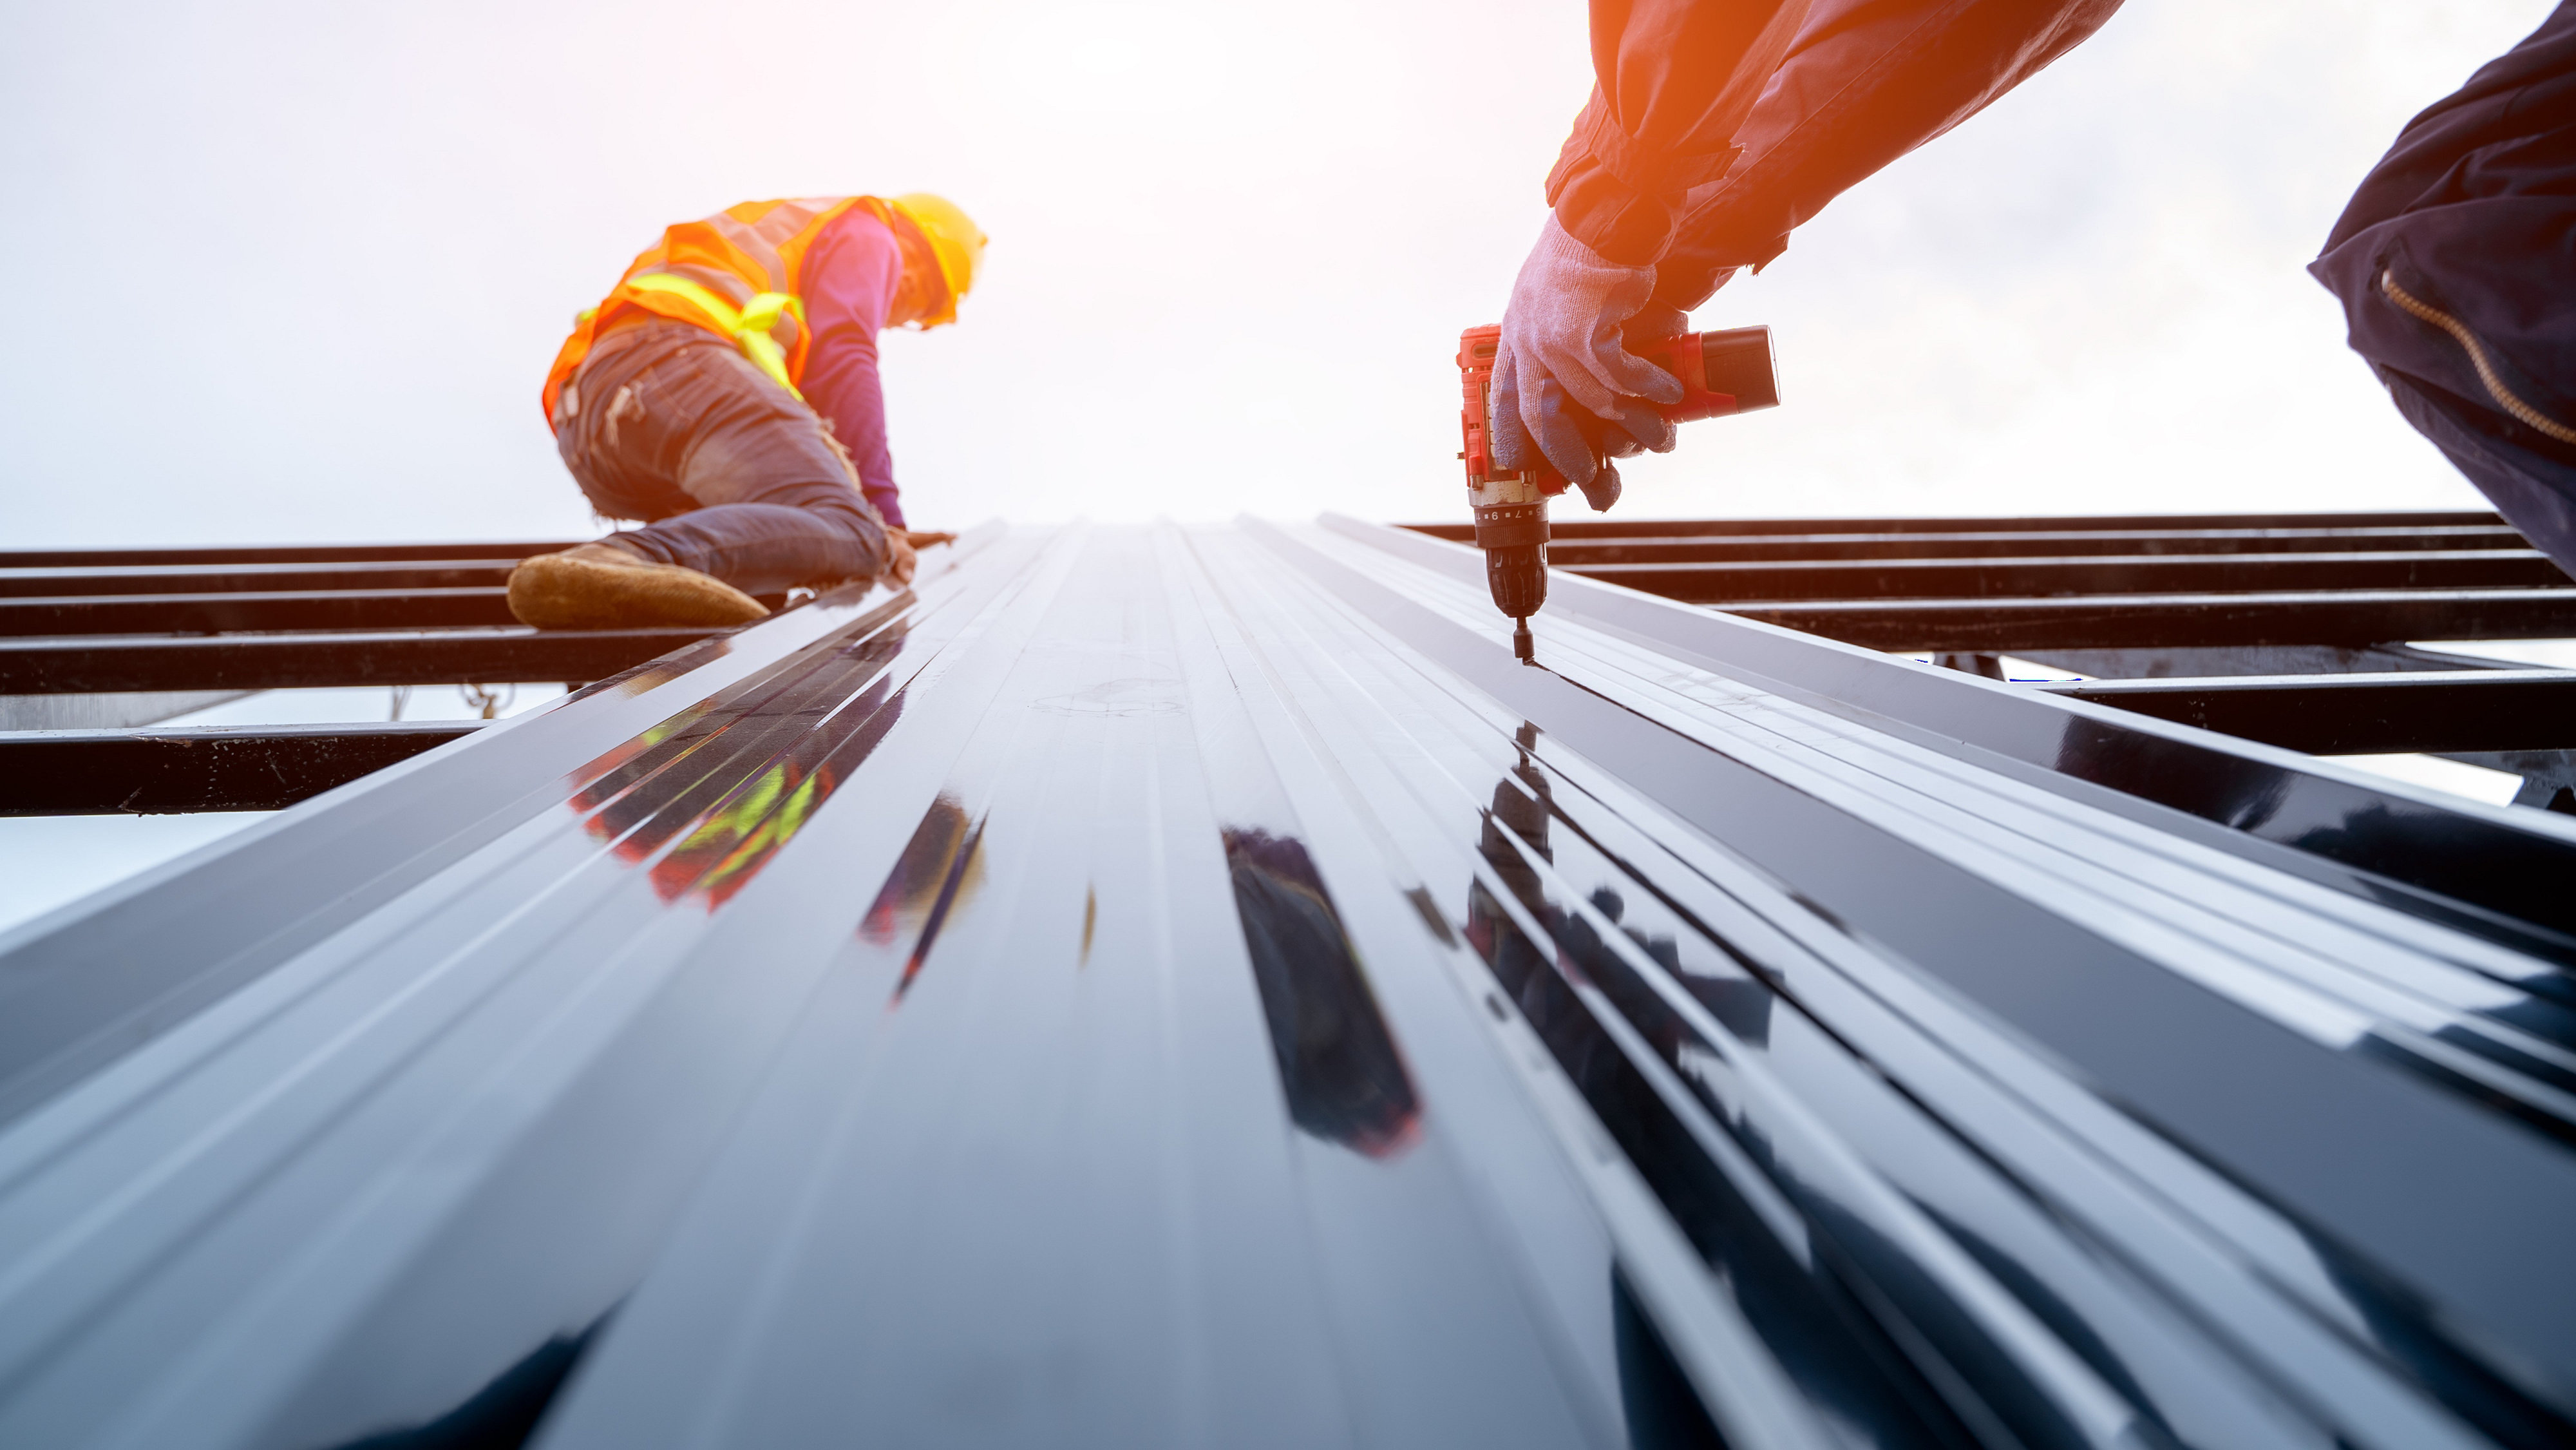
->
[1512,617,1535,663]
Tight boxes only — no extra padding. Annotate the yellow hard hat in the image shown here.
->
[888,193,986,327]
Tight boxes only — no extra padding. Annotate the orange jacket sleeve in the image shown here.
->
[1548,0,2123,281]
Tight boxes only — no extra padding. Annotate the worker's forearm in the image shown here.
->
[1652,0,2125,308]
[860,479,906,531]
[794,206,911,530]
[797,338,905,529]
[1551,0,2121,282]
[1548,0,1817,265]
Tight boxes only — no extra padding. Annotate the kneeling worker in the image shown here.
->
[511,193,984,629]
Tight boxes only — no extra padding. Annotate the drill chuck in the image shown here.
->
[1457,321,1775,662]
[1484,544,1547,619]
[1473,502,1549,620]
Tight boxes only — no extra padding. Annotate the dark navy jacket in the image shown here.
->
[2312,5,2576,568]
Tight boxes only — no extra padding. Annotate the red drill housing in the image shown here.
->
[1457,324,1779,495]
[1455,323,1778,658]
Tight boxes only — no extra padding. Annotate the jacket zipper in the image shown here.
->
[2380,268,2576,444]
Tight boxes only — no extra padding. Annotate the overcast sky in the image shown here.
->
[1,0,2553,545]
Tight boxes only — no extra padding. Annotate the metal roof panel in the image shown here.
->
[0,520,2569,1449]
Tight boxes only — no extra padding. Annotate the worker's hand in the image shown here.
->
[1493,216,1683,501]
[883,529,918,588]
[1608,305,1687,457]
[1494,306,1685,512]
[902,530,958,550]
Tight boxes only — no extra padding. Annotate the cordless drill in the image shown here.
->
[1456,325,1779,661]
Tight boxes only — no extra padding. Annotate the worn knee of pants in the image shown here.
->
[554,322,892,595]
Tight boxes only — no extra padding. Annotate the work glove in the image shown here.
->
[1492,215,1684,510]
[1571,305,1693,510]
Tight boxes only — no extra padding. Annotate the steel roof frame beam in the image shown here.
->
[1716,586,2576,651]
[0,722,484,815]
[1569,550,2570,602]
[0,541,579,569]
[0,626,715,694]
[2042,670,2576,755]
[1542,526,2535,563]
[0,588,518,636]
[0,561,524,598]
[1410,507,2509,540]
[2012,642,2526,677]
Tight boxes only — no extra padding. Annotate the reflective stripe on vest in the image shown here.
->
[624,274,808,399]
[544,196,880,426]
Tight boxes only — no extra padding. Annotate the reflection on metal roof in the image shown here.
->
[2,519,2573,1449]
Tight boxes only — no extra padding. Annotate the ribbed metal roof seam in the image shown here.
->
[1205,526,2391,1446]
[1262,515,2576,1432]
[0,532,1065,1446]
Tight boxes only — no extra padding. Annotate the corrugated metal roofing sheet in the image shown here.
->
[2,519,2573,1449]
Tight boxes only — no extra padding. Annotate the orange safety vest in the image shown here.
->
[543,195,903,425]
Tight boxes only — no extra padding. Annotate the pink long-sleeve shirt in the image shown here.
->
[795,207,910,528]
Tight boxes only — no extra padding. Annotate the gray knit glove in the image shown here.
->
[1491,214,1683,501]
